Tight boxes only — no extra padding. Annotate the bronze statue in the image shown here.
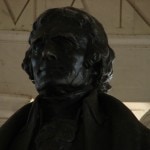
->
[0,7,150,150]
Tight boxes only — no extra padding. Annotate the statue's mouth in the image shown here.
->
[35,72,69,91]
[36,79,76,96]
[37,66,68,77]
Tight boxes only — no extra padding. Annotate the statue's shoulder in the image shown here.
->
[97,93,138,121]
[85,91,128,111]
[83,91,138,125]
[0,102,32,129]
[0,103,33,149]
[14,102,32,115]
[84,91,133,118]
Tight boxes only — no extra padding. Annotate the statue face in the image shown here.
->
[30,22,92,95]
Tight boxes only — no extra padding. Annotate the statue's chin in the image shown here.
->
[38,88,68,97]
[35,80,70,96]
[36,79,89,97]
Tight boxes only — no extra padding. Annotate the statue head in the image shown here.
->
[22,7,115,96]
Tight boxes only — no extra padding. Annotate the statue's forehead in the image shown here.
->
[30,25,85,45]
[31,32,75,43]
[30,29,88,53]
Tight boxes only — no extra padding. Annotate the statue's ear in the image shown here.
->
[83,49,102,88]
[83,49,101,69]
[22,48,34,83]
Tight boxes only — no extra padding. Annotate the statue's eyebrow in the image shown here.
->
[51,34,78,47]
[31,36,44,45]
[51,34,75,40]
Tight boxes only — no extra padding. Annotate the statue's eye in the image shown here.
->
[32,47,38,56]
[52,36,76,48]
[32,38,44,56]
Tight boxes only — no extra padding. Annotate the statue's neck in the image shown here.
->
[37,87,93,123]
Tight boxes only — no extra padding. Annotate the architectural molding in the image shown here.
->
[0,30,150,47]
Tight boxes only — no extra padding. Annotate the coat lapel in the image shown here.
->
[10,95,42,150]
[82,91,112,150]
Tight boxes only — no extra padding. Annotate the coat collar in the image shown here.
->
[83,90,106,125]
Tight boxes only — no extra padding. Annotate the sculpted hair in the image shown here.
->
[22,7,115,93]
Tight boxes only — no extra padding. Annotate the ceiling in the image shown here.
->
[0,0,149,34]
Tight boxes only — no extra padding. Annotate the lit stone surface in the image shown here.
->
[0,0,149,34]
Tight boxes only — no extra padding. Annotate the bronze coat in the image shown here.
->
[0,92,150,150]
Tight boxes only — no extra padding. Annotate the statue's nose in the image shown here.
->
[42,50,57,60]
